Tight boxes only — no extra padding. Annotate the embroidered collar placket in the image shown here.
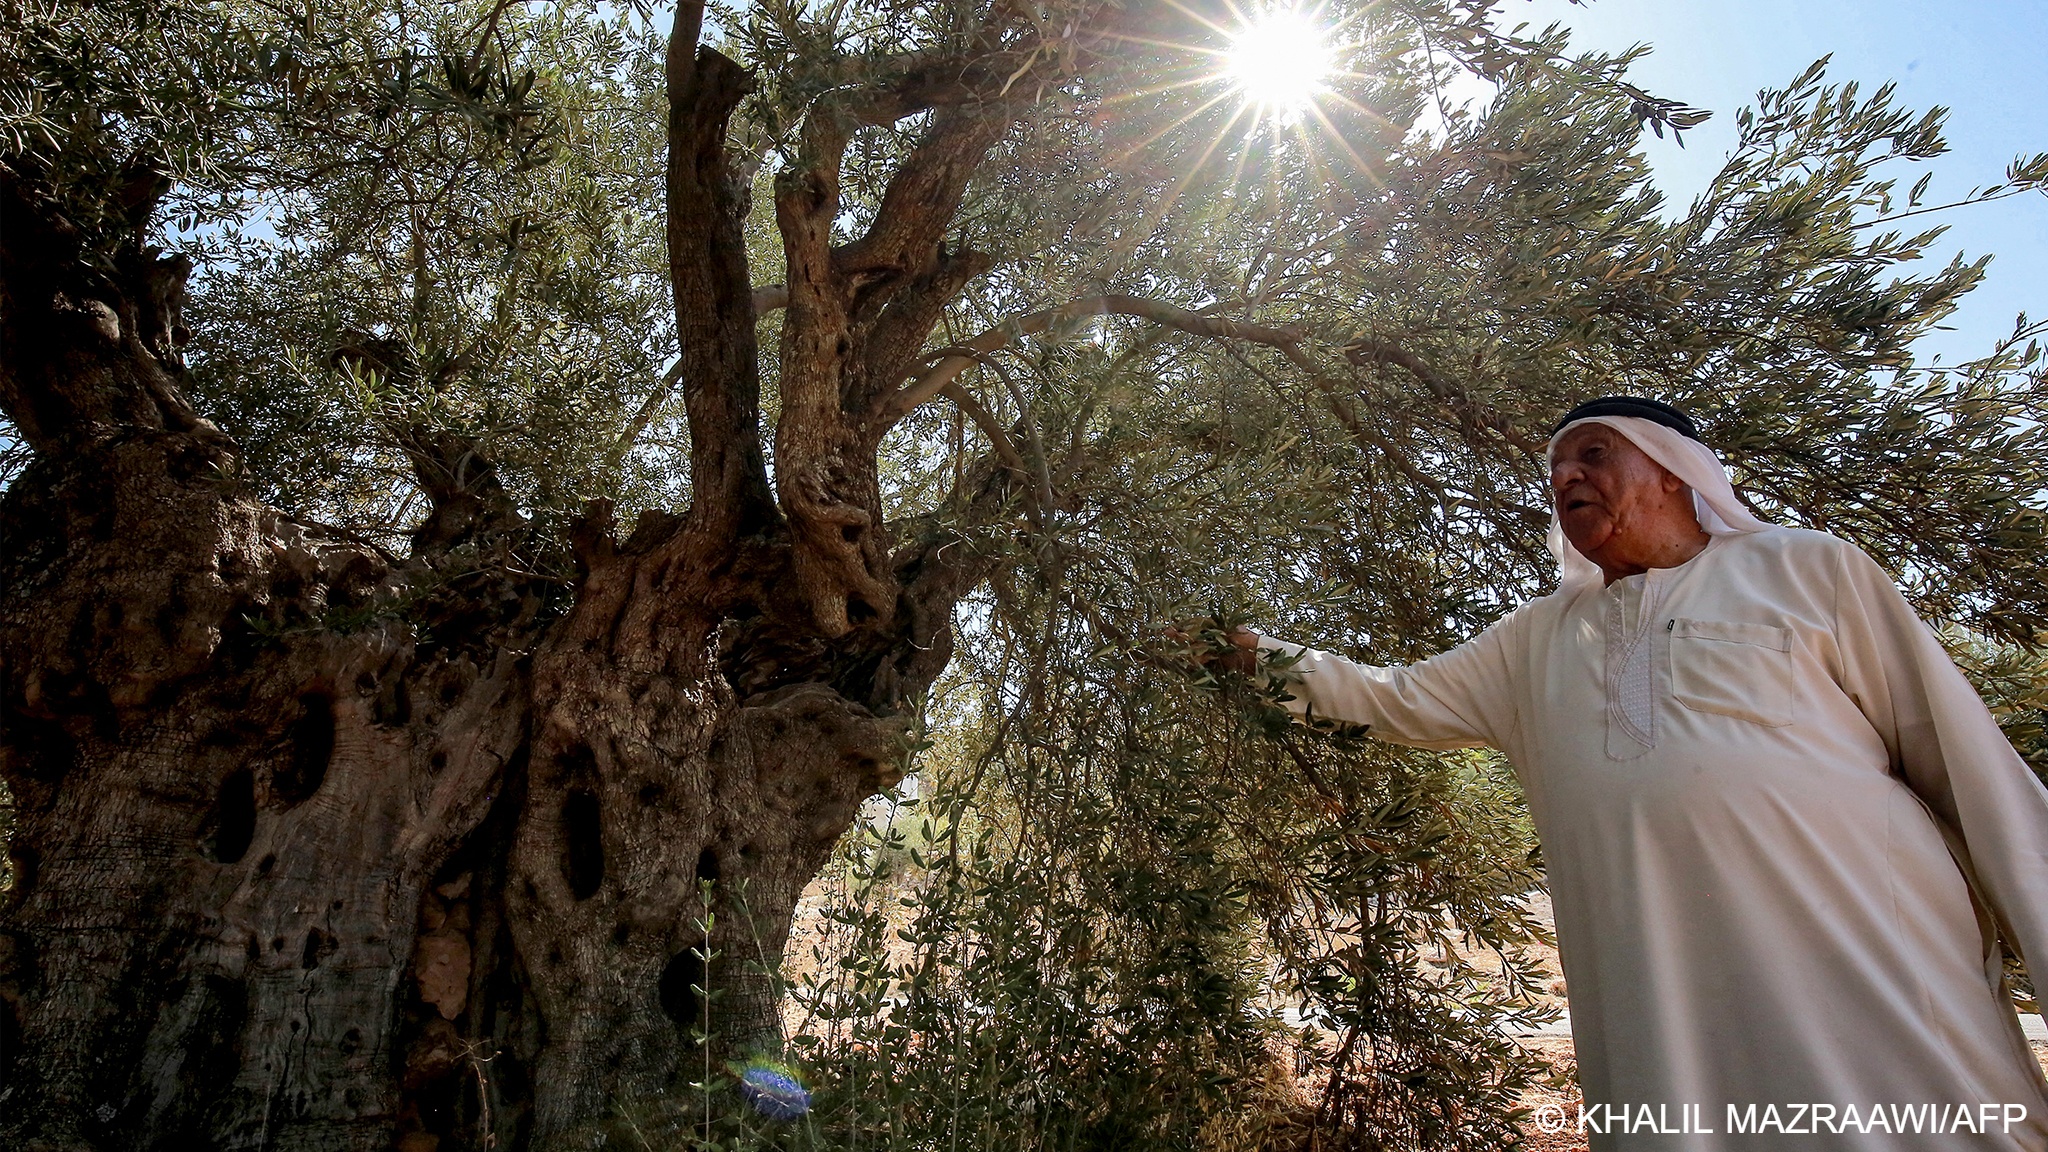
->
[1605,571,1664,756]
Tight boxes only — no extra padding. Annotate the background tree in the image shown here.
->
[2,0,2045,1149]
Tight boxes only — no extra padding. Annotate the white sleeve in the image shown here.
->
[1251,612,1522,751]
[1832,540,2048,982]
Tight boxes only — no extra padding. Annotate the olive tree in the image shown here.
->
[2,0,2043,1148]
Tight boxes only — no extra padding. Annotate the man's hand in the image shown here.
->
[1163,620,1260,675]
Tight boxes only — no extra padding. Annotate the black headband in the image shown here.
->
[1550,395,1702,442]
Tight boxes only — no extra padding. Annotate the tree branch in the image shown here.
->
[832,108,1009,281]
[770,91,886,636]
[756,18,1091,636]
[1213,338,1451,506]
[1344,338,1540,453]
[395,425,524,556]
[603,358,688,474]
[847,245,994,419]
[666,10,776,540]
[937,380,1028,477]
[795,41,1065,141]
[0,162,214,456]
[877,295,1307,427]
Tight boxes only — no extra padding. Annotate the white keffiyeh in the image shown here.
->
[1544,414,1773,590]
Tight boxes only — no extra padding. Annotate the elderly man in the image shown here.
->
[1238,396,2048,1149]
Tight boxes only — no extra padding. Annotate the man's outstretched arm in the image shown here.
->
[1236,615,1523,752]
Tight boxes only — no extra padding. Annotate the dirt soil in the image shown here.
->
[779,872,2048,1150]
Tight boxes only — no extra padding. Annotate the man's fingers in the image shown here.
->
[1157,619,1262,674]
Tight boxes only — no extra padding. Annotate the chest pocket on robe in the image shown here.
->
[1669,618,1795,727]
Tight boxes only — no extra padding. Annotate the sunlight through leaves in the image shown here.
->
[1225,6,1335,122]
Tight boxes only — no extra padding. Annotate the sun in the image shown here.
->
[1224,8,1335,121]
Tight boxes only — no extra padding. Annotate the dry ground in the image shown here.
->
[778,874,2048,1149]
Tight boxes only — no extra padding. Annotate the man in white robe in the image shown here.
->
[1239,396,2048,1149]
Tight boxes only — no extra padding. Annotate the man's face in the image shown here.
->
[1549,424,1687,559]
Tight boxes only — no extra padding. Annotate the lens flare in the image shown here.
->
[1225,8,1335,120]
[738,1059,811,1120]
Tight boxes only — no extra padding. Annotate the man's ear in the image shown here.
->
[1659,468,1689,495]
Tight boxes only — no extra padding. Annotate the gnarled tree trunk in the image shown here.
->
[0,3,1027,1147]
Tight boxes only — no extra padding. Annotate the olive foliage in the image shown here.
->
[4,0,2047,1147]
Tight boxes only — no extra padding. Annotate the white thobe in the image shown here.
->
[1258,527,2048,1149]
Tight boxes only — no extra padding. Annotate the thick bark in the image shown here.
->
[0,434,529,1152]
[0,155,988,1152]
[499,509,916,1145]
[0,165,205,455]
[768,39,1035,638]
[0,452,978,1151]
[0,168,532,1149]
[666,27,777,546]
[0,9,1034,1148]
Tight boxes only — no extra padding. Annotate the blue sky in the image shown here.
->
[1493,0,2048,366]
